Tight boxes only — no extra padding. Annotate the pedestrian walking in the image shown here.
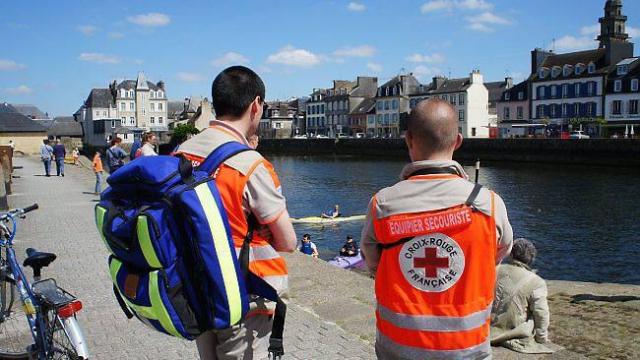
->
[72,147,80,166]
[93,150,104,194]
[106,137,127,174]
[176,66,297,359]
[52,140,66,177]
[39,139,54,177]
[360,98,514,359]
[135,132,158,157]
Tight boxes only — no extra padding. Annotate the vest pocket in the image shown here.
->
[108,257,200,339]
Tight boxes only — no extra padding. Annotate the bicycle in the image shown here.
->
[0,204,89,359]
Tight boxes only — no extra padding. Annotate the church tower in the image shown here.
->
[597,0,633,65]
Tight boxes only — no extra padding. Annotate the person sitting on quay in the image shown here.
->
[491,238,553,354]
[339,235,358,257]
[321,204,340,219]
[299,233,319,258]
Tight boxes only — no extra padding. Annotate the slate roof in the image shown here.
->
[531,49,609,82]
[501,80,529,102]
[377,75,421,97]
[349,98,376,115]
[485,80,512,105]
[605,57,640,93]
[429,78,471,94]
[116,80,163,91]
[10,104,48,119]
[0,104,48,133]
[85,89,113,108]
[48,118,83,137]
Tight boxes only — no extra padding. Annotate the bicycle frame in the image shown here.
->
[3,245,49,359]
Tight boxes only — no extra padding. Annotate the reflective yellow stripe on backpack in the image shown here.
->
[137,215,162,269]
[95,206,114,255]
[194,183,243,325]
[108,259,184,339]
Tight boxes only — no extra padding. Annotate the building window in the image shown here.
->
[612,100,622,115]
[150,91,155,99]
[574,83,581,96]
[150,116,155,124]
[121,117,126,126]
[550,105,557,118]
[130,102,135,110]
[120,102,125,111]
[563,66,571,77]
[517,106,523,119]
[632,79,639,92]
[392,99,398,109]
[459,110,465,121]
[111,120,115,128]
[459,94,465,105]
[503,107,510,120]
[159,116,163,124]
[562,103,568,117]
[275,122,282,129]
[538,69,546,79]
[120,89,125,98]
[124,134,128,140]
[130,117,135,125]
[442,94,448,102]
[451,95,457,105]
[614,80,622,92]
[392,113,398,123]
[150,102,155,111]
[630,100,639,115]
[587,83,595,96]
[574,103,581,116]
[588,63,596,74]
[550,86,557,98]
[158,91,163,98]
[505,92,510,101]
[384,114,389,125]
[384,100,389,110]
[471,128,477,137]
[518,92,524,100]
[538,87,545,100]
[617,65,629,76]
[562,84,569,98]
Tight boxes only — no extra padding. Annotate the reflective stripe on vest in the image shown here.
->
[377,302,492,332]
[377,332,491,360]
[372,188,497,355]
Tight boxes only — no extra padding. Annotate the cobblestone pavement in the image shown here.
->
[9,157,375,360]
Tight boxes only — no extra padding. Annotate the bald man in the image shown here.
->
[361,99,513,359]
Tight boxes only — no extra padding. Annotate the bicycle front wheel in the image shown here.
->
[0,276,32,359]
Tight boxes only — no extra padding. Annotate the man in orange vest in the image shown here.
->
[361,98,513,359]
[176,66,297,359]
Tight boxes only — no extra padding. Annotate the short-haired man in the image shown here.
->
[361,99,513,359]
[176,66,297,359]
[491,238,552,354]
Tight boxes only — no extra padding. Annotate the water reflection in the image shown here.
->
[268,155,640,284]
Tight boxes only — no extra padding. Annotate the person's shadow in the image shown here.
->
[571,294,640,303]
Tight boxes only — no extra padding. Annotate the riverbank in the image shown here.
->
[285,252,640,359]
[259,138,640,167]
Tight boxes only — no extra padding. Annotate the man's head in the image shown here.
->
[211,66,266,135]
[142,132,156,145]
[302,234,311,242]
[405,99,462,161]
[510,238,537,266]
[346,235,353,243]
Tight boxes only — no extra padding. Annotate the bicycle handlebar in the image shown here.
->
[22,204,39,214]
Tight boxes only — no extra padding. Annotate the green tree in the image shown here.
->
[172,124,200,145]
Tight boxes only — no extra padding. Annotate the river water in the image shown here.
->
[268,155,640,285]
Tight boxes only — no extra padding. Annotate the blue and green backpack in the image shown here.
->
[95,142,285,356]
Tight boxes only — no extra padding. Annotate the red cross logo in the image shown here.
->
[413,247,450,278]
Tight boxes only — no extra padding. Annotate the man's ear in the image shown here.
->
[454,133,463,151]
[249,96,260,118]
[405,131,413,151]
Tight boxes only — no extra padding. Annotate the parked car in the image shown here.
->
[336,133,351,139]
[315,134,329,139]
[355,132,365,139]
[569,131,590,139]
[292,135,308,139]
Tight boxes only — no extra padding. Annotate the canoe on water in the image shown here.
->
[328,252,365,270]
[291,215,366,224]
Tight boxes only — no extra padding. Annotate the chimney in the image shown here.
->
[432,76,446,89]
[505,77,513,89]
[470,70,483,84]
[531,48,553,74]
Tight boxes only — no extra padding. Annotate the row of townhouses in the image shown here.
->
[497,0,638,138]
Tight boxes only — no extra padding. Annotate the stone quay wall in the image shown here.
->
[259,139,640,166]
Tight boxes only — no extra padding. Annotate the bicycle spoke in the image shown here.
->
[46,314,79,360]
[0,280,33,356]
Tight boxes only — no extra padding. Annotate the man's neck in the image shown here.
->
[216,117,250,138]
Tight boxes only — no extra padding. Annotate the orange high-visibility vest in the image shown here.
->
[372,183,497,359]
[180,148,289,297]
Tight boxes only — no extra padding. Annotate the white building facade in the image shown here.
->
[604,57,640,136]
[306,89,327,136]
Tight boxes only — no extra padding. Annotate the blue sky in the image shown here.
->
[1,0,639,117]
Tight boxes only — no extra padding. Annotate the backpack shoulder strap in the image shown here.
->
[197,141,254,174]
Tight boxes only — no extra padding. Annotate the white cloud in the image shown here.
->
[629,26,640,38]
[77,25,98,36]
[0,59,26,71]
[78,52,121,64]
[406,53,445,63]
[211,52,250,67]
[127,13,170,27]
[176,72,203,82]
[4,85,32,95]
[580,24,600,36]
[555,35,597,52]
[266,46,321,67]
[108,32,125,39]
[333,45,376,58]
[466,11,511,32]
[421,0,492,13]
[347,2,366,12]
[366,62,383,72]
